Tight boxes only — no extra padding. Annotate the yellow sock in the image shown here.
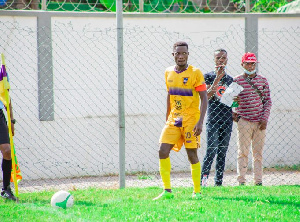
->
[191,162,201,193]
[159,157,171,190]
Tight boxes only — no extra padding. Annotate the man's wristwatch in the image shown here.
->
[11,119,16,124]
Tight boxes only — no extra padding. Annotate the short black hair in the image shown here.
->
[173,41,188,51]
[214,48,227,54]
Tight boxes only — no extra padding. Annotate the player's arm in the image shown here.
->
[206,84,215,100]
[166,92,170,122]
[194,90,208,136]
[193,84,208,136]
[164,70,171,122]
[260,79,272,130]
[9,98,15,136]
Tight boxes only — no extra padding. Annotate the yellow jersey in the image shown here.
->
[165,64,206,127]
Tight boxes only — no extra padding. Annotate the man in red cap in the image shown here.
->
[232,52,272,186]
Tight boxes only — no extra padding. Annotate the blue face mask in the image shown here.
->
[244,69,256,75]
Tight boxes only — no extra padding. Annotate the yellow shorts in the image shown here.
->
[159,124,200,152]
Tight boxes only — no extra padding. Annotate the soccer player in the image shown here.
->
[0,96,17,201]
[154,41,208,200]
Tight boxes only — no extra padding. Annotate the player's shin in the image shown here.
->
[191,162,201,193]
[159,157,172,190]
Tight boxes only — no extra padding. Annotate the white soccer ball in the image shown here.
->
[51,190,74,209]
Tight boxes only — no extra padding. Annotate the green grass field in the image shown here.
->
[0,185,299,221]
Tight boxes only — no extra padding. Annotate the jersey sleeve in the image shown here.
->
[0,71,10,108]
[194,69,206,92]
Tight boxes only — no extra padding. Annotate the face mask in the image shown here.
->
[244,69,256,75]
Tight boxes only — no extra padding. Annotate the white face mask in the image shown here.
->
[244,69,256,75]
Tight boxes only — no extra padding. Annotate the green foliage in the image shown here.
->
[231,0,294,12]
[252,0,293,12]
[44,0,294,13]
[0,186,299,221]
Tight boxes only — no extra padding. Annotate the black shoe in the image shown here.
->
[214,183,222,187]
[239,182,245,186]
[255,183,262,186]
[1,186,17,201]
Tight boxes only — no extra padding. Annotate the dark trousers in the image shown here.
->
[201,121,233,185]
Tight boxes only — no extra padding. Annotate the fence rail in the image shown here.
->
[0,0,295,13]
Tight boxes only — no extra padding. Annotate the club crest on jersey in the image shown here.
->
[174,100,182,110]
[183,77,189,85]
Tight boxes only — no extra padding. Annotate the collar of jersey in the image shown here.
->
[174,64,189,74]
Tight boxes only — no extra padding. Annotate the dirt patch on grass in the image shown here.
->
[17,170,299,192]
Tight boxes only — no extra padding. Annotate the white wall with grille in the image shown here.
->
[0,12,299,185]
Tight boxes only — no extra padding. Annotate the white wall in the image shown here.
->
[0,12,299,180]
[258,17,300,166]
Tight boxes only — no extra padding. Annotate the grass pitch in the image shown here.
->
[0,185,299,221]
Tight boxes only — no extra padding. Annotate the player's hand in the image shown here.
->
[259,120,267,130]
[193,123,203,136]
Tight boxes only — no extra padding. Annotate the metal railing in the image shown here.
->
[0,0,294,13]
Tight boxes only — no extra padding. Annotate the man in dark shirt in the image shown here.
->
[201,49,233,186]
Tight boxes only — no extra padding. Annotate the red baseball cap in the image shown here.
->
[242,52,258,63]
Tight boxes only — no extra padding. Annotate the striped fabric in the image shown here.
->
[234,74,272,122]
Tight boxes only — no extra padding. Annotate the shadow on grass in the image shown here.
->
[75,201,109,207]
[17,199,105,207]
[18,199,50,205]
[210,196,300,207]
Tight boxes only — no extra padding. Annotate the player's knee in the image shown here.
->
[158,149,169,159]
[189,157,199,165]
[2,148,11,159]
[187,153,199,164]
